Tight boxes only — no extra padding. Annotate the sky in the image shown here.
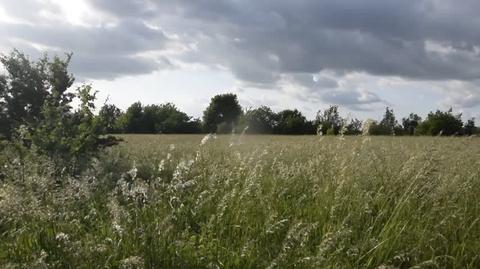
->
[0,0,479,121]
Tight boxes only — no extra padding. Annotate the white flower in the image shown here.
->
[127,161,138,179]
[112,222,124,235]
[158,159,166,172]
[55,232,70,244]
[120,256,144,269]
[200,133,217,146]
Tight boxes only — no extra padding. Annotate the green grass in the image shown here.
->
[1,135,480,268]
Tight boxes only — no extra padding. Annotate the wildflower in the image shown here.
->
[200,133,217,146]
[55,232,70,244]
[112,222,124,235]
[127,161,138,180]
[91,243,108,253]
[119,256,144,269]
[158,159,165,172]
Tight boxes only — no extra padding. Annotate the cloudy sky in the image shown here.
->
[1,0,479,120]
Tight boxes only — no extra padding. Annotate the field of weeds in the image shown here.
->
[1,135,479,268]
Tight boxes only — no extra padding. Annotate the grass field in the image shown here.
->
[1,135,480,268]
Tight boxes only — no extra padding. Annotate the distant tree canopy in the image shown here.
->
[99,104,122,133]
[274,109,314,135]
[464,118,476,136]
[417,109,464,136]
[368,107,403,135]
[239,106,277,134]
[315,105,342,135]
[116,102,201,134]
[98,99,477,137]
[402,113,422,135]
[202,93,242,133]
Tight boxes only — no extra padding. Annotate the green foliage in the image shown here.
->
[0,50,117,174]
[119,101,145,133]
[275,109,314,134]
[239,106,277,134]
[464,118,476,136]
[315,105,343,135]
[117,102,201,134]
[367,107,403,136]
[344,118,362,135]
[202,93,242,132]
[417,108,463,136]
[0,50,49,138]
[99,104,122,133]
[379,107,397,134]
[31,85,108,173]
[402,113,422,135]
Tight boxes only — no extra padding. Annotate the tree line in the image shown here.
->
[101,94,478,136]
[1,49,478,148]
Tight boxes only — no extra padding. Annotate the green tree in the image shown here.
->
[315,105,343,135]
[202,93,242,133]
[144,103,201,134]
[368,107,401,135]
[402,113,422,135]
[99,104,122,133]
[417,108,463,136]
[0,50,49,138]
[463,118,476,136]
[0,50,114,171]
[275,109,312,135]
[379,107,397,135]
[24,54,115,174]
[120,102,145,133]
[239,106,277,134]
[115,102,202,134]
[0,76,8,138]
[345,118,363,135]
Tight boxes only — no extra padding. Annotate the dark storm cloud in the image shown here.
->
[2,0,480,106]
[141,0,480,81]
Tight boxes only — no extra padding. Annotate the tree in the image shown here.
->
[202,93,242,133]
[6,51,117,174]
[345,118,363,135]
[379,107,398,135]
[402,113,422,135]
[366,107,402,135]
[417,108,463,136]
[275,109,313,135]
[239,106,277,134]
[0,76,8,139]
[99,104,122,133]
[464,118,476,136]
[147,103,201,134]
[0,50,49,138]
[120,102,145,133]
[115,102,202,134]
[315,105,343,135]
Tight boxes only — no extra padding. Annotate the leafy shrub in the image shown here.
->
[0,50,118,175]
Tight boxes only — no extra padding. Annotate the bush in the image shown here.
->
[0,50,118,175]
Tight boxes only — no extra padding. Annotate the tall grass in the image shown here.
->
[0,135,479,268]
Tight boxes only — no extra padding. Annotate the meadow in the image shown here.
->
[1,134,479,268]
